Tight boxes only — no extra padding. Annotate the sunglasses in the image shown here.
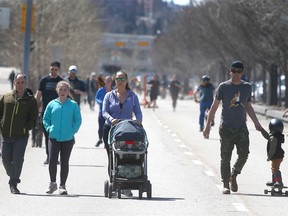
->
[231,68,243,74]
[115,77,127,82]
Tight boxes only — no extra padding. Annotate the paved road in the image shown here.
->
[1,67,288,215]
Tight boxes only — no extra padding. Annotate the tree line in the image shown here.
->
[152,0,288,107]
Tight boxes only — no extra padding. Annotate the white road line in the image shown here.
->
[184,151,193,156]
[179,144,186,148]
[205,170,214,176]
[232,203,249,212]
[193,160,203,165]
[174,138,181,142]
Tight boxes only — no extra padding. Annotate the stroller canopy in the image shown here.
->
[109,120,147,143]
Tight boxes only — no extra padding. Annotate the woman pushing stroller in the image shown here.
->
[102,70,143,196]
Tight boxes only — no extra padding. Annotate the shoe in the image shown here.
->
[230,175,238,192]
[95,140,103,147]
[222,181,230,194]
[121,189,133,197]
[9,184,20,194]
[43,158,49,165]
[59,185,68,195]
[46,182,57,194]
[199,127,203,132]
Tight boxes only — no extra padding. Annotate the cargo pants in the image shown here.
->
[219,125,250,183]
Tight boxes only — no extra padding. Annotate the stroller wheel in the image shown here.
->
[147,181,152,199]
[104,180,109,198]
[138,185,143,199]
[108,183,113,199]
[117,184,121,199]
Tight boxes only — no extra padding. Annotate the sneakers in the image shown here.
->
[222,181,230,194]
[95,140,103,147]
[121,189,133,197]
[59,185,68,195]
[46,182,57,194]
[230,175,238,192]
[9,183,20,194]
[43,158,49,165]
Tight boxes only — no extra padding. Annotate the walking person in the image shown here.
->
[169,74,181,111]
[8,70,15,90]
[203,61,262,194]
[43,81,82,195]
[35,61,63,164]
[95,76,113,147]
[66,65,87,106]
[260,119,285,187]
[0,73,38,194]
[194,75,215,131]
[87,72,98,111]
[148,74,160,110]
[102,70,143,196]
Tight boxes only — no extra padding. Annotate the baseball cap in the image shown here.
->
[69,65,77,73]
[230,61,244,70]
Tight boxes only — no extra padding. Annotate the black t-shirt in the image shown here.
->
[169,80,181,95]
[38,75,63,112]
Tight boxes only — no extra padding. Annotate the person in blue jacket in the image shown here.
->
[43,81,82,195]
[95,76,113,147]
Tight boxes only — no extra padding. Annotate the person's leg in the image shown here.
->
[271,158,283,186]
[103,124,112,176]
[2,137,14,178]
[48,139,60,183]
[199,101,206,131]
[219,126,235,194]
[96,112,105,145]
[59,139,74,187]
[10,137,28,184]
[41,112,49,163]
[231,127,250,192]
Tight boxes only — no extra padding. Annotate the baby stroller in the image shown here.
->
[104,119,152,199]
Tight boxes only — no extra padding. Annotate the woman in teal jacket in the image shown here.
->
[43,81,82,195]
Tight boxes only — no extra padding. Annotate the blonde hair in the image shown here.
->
[56,81,74,100]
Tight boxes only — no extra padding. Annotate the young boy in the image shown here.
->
[260,118,285,187]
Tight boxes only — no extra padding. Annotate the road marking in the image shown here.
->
[193,160,203,165]
[184,151,193,156]
[232,203,249,212]
[174,138,181,142]
[179,144,186,148]
[205,170,214,176]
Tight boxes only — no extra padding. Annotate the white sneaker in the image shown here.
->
[46,182,57,194]
[59,185,68,195]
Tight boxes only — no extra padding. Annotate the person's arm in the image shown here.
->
[194,89,199,103]
[34,90,42,108]
[132,93,143,124]
[95,88,103,105]
[42,103,52,133]
[245,101,262,131]
[102,93,117,125]
[203,99,220,139]
[72,103,82,134]
[283,108,288,117]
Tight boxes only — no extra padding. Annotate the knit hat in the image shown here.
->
[230,61,244,70]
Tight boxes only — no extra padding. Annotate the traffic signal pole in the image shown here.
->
[22,0,33,84]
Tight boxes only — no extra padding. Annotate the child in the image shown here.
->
[260,118,285,187]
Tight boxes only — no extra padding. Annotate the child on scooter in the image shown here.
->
[260,118,285,187]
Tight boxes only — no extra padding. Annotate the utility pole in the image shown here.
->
[22,0,33,85]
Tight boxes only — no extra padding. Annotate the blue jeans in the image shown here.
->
[199,101,213,129]
[2,136,28,184]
